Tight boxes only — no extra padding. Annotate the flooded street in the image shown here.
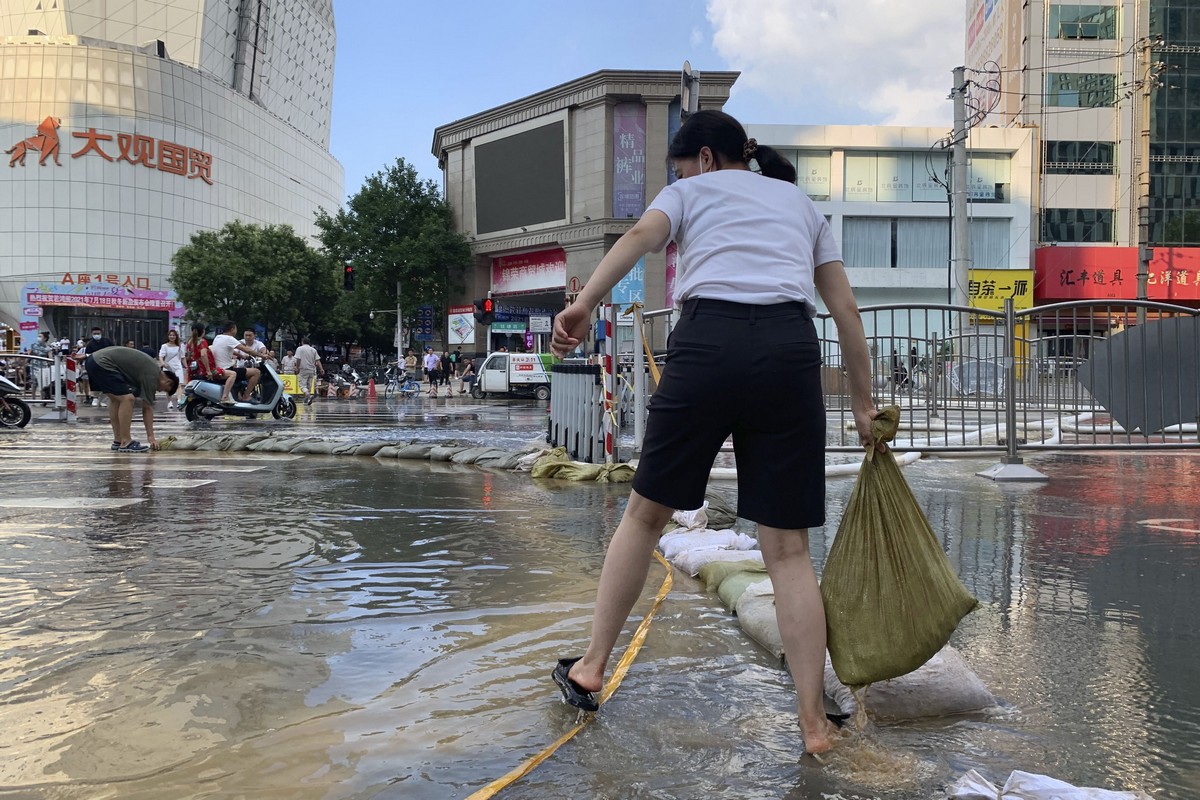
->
[0,402,1197,798]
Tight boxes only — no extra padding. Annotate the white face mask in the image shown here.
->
[92,334,101,340]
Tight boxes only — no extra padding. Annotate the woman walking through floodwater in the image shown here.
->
[550,109,878,755]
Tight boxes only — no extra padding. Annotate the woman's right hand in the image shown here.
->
[853,406,886,452]
[551,302,591,358]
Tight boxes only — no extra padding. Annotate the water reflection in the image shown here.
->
[0,447,1196,797]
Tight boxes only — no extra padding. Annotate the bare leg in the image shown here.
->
[221,372,237,403]
[107,393,120,439]
[757,524,839,754]
[243,368,261,400]
[112,394,135,444]
[567,490,674,693]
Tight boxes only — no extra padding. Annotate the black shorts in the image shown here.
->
[227,367,248,381]
[631,298,827,530]
[84,356,136,397]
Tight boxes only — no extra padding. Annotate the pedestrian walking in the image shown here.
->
[294,337,323,405]
[158,329,185,408]
[30,332,53,399]
[73,340,92,405]
[440,350,453,389]
[85,345,178,452]
[548,109,878,756]
[423,348,440,397]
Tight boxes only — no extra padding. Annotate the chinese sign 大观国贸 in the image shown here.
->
[5,116,214,184]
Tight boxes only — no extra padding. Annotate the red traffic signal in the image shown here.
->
[473,296,495,324]
[343,264,355,291]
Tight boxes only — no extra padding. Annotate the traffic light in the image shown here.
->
[473,296,495,325]
[343,264,355,291]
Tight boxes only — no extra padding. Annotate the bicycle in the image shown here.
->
[382,366,421,399]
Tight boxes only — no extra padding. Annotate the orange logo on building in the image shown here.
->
[5,117,62,167]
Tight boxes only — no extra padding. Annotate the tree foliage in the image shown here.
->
[314,158,472,348]
[170,221,339,341]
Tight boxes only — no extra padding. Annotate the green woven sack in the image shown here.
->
[821,406,978,688]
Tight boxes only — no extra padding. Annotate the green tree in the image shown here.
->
[314,157,472,350]
[170,221,339,342]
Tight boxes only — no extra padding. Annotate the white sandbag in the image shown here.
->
[658,528,758,560]
[670,502,709,530]
[948,768,1153,800]
[824,645,996,720]
[735,590,784,660]
[671,547,764,577]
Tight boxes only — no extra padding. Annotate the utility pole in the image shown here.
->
[1135,36,1161,326]
[950,67,972,319]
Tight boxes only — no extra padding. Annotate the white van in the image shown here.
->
[472,352,552,400]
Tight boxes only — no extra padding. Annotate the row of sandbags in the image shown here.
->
[658,510,997,721]
[161,434,636,482]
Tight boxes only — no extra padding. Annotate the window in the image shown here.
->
[1049,4,1118,39]
[1046,73,1117,107]
[842,218,891,267]
[1041,209,1115,242]
[844,218,1010,269]
[1044,140,1116,174]
[788,150,831,201]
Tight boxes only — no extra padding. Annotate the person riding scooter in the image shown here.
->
[210,321,263,404]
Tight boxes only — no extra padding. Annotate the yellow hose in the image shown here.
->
[465,550,674,799]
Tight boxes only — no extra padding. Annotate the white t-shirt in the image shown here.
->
[210,333,241,369]
[646,170,841,313]
[423,352,440,371]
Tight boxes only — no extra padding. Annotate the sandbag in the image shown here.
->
[529,448,570,477]
[948,769,1153,800]
[823,645,995,720]
[716,569,769,611]
[703,491,737,529]
[821,406,978,687]
[659,529,757,561]
[735,584,783,660]
[671,502,709,530]
[697,559,766,592]
[672,547,764,577]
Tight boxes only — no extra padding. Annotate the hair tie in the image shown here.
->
[742,138,759,162]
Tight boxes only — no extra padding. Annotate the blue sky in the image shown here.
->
[327,1,965,198]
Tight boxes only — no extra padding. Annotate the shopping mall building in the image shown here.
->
[432,70,1037,353]
[0,0,343,350]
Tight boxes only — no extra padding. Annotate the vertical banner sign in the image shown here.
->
[612,257,646,305]
[667,100,682,186]
[612,103,647,218]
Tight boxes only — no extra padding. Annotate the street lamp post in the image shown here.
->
[368,279,403,368]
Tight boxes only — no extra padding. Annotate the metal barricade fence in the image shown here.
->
[609,301,1198,461]
[548,362,606,464]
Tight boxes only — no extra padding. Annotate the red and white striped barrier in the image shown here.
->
[65,356,77,423]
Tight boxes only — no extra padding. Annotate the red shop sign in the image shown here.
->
[1035,246,1200,302]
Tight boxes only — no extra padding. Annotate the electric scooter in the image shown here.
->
[0,373,31,428]
[182,358,296,422]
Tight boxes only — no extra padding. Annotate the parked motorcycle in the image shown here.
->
[182,358,296,422]
[0,373,31,428]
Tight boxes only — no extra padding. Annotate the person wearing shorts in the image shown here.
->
[548,110,878,756]
[85,345,178,452]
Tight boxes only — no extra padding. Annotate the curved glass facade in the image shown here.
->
[0,1,341,347]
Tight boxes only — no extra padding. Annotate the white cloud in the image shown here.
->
[707,0,965,126]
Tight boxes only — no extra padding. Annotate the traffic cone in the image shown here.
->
[368,377,377,398]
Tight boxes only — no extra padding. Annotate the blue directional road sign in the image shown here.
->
[414,305,435,341]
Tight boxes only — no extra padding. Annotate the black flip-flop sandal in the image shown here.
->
[552,657,599,712]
